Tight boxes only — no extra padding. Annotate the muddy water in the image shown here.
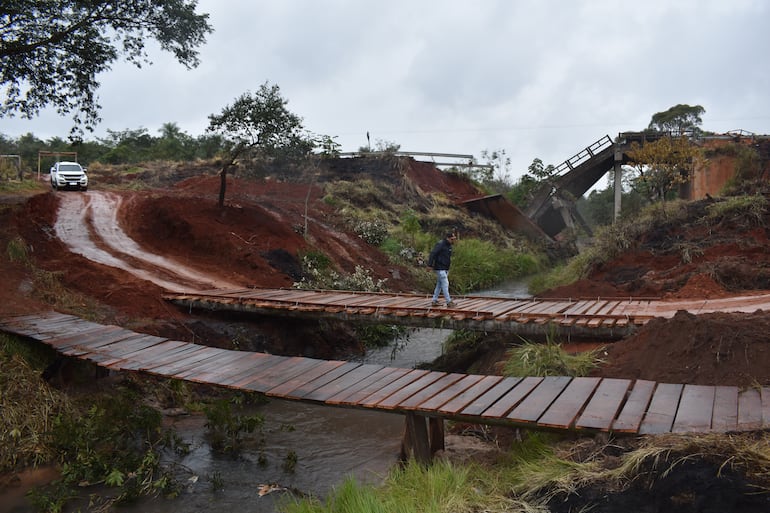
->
[113,282,532,511]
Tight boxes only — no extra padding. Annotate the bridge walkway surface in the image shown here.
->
[3,311,770,462]
[163,287,770,340]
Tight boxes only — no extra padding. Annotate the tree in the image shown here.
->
[626,136,702,202]
[648,104,705,135]
[207,82,311,207]
[0,1,212,136]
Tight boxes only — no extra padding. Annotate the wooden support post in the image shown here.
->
[429,417,445,454]
[401,414,445,464]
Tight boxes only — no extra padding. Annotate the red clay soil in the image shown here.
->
[1,161,770,388]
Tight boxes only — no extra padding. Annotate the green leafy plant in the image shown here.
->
[203,397,264,454]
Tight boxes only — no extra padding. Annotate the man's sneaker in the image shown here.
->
[446,301,456,307]
[431,300,439,307]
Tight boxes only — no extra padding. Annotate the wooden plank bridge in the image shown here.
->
[2,311,769,462]
[163,287,770,340]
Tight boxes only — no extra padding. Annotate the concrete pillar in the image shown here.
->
[613,143,623,221]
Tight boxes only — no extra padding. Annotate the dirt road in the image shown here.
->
[53,191,243,292]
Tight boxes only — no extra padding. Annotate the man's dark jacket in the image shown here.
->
[428,238,453,270]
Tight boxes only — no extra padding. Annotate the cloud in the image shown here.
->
[2,0,769,181]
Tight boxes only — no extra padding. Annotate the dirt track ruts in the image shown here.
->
[53,191,242,292]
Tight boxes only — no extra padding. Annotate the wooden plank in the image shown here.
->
[417,374,486,411]
[6,315,89,338]
[238,356,313,393]
[231,356,298,391]
[507,376,571,423]
[358,370,432,408]
[173,350,249,381]
[111,341,198,370]
[34,319,105,340]
[482,376,544,419]
[437,375,503,415]
[762,387,770,429]
[301,363,384,402]
[737,388,763,430]
[538,377,601,429]
[399,373,467,409]
[227,353,291,389]
[43,324,115,348]
[51,325,128,351]
[711,386,739,432]
[290,362,364,399]
[460,377,522,416]
[114,342,206,371]
[324,367,411,405]
[81,335,170,364]
[576,378,632,431]
[267,359,349,397]
[149,347,226,377]
[611,379,656,433]
[374,372,447,409]
[213,353,276,387]
[243,357,331,394]
[672,385,716,433]
[55,330,149,358]
[60,328,150,352]
[639,383,684,434]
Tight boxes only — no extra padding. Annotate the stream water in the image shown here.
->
[1,281,532,513]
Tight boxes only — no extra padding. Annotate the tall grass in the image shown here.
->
[450,239,540,294]
[280,459,528,513]
[502,335,605,378]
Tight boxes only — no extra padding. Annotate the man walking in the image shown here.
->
[428,232,457,307]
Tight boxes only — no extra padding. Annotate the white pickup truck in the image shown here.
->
[50,161,88,191]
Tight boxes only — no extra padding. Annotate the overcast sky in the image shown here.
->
[3,0,769,182]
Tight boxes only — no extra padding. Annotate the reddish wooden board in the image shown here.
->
[711,386,739,432]
[507,376,571,423]
[108,340,198,370]
[50,325,128,351]
[289,362,364,399]
[242,357,330,393]
[576,378,632,431]
[672,384,716,433]
[737,388,763,430]
[267,360,349,397]
[639,383,684,434]
[416,374,486,412]
[227,355,292,389]
[155,347,229,377]
[762,387,770,426]
[461,377,523,417]
[294,363,384,402]
[399,373,467,410]
[481,376,544,419]
[214,353,276,387]
[612,379,656,432]
[358,370,431,408]
[437,375,503,415]
[538,377,601,429]
[173,350,249,381]
[324,367,411,405]
[375,372,447,409]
